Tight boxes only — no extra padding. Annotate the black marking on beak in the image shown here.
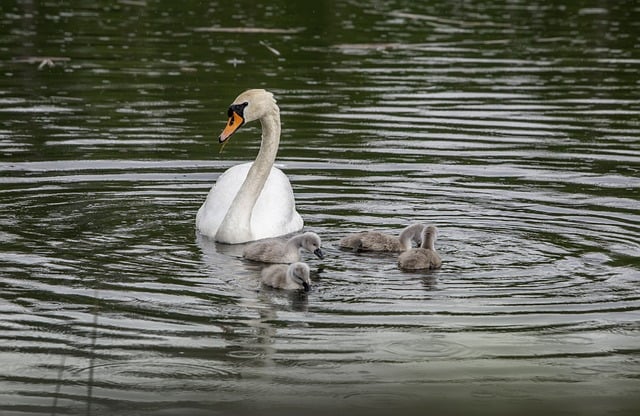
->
[302,281,310,292]
[314,248,324,259]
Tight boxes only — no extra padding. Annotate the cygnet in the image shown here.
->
[243,232,324,263]
[261,262,311,291]
[339,223,425,252]
[397,225,442,270]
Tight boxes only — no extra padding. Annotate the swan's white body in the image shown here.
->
[196,162,302,242]
[195,89,303,243]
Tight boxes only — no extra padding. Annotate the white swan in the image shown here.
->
[398,225,442,270]
[261,262,311,291]
[339,223,425,252]
[196,89,303,244]
[242,232,324,264]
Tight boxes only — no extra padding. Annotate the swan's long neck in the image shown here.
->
[215,107,280,243]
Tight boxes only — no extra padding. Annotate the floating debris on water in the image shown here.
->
[193,27,304,34]
[259,41,281,56]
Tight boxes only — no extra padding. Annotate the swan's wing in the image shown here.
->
[250,167,303,240]
[196,163,252,239]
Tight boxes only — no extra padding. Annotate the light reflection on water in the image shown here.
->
[1,0,640,415]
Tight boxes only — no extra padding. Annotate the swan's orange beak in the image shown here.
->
[219,111,245,143]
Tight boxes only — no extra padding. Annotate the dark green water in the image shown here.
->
[1,1,639,415]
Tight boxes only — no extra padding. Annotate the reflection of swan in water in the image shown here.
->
[195,233,308,378]
[339,223,425,252]
[196,89,303,244]
[398,225,442,270]
[195,233,258,275]
[243,232,324,263]
[260,262,311,292]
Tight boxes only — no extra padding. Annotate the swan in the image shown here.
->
[196,89,303,244]
[398,225,442,270]
[261,262,311,291]
[243,232,324,264]
[338,223,425,252]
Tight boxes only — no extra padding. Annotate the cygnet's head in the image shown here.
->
[421,225,438,248]
[301,232,324,259]
[400,223,426,247]
[219,89,277,143]
[288,262,311,292]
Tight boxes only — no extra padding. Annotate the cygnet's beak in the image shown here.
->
[302,281,310,292]
[313,248,325,259]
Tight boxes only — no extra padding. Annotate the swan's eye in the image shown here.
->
[228,102,249,118]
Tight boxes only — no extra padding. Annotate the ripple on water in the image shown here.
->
[342,391,425,409]
[382,333,474,360]
[71,360,240,388]
[225,349,266,360]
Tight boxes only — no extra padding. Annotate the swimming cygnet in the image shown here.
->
[339,223,425,252]
[397,225,442,270]
[243,232,324,264]
[261,262,311,291]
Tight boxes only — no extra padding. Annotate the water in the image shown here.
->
[1,0,639,415]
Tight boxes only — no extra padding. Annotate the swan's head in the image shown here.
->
[302,232,324,260]
[219,89,277,143]
[288,262,311,292]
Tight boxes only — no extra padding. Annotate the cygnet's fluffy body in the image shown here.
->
[398,225,442,270]
[339,223,425,252]
[243,232,324,264]
[260,262,311,291]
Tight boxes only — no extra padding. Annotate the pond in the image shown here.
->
[1,1,639,415]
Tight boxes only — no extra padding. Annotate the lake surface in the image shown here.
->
[1,1,639,415]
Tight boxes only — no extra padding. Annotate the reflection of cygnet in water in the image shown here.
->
[260,262,311,292]
[243,232,324,263]
[339,223,425,252]
[398,225,442,270]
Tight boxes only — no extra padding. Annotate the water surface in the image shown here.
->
[1,1,639,415]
